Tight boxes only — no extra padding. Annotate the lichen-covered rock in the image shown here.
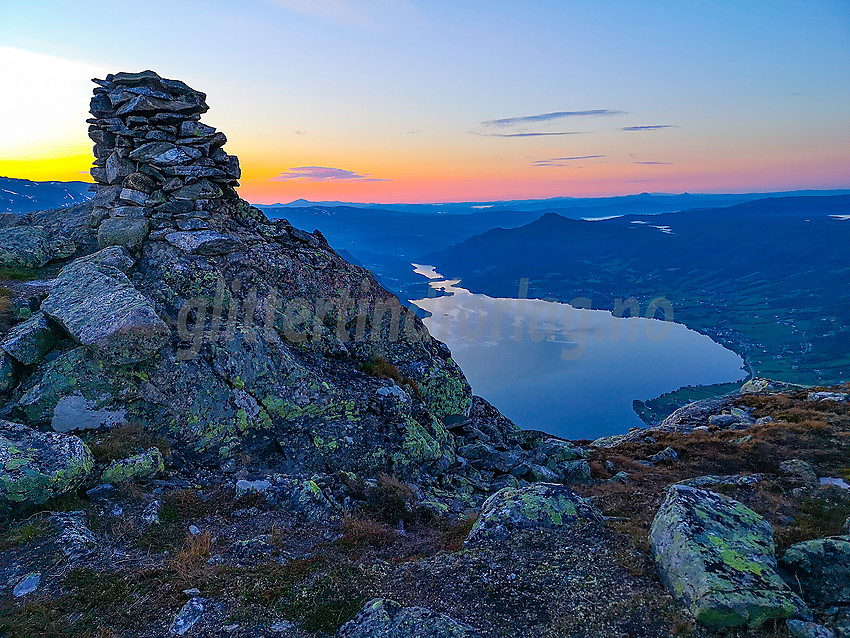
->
[650,484,807,629]
[336,598,477,638]
[0,225,75,268]
[41,248,169,364]
[0,311,57,365]
[100,447,164,484]
[0,419,94,509]
[780,536,850,608]
[466,483,601,543]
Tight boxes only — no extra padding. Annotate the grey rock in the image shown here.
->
[786,620,837,638]
[337,598,477,637]
[1,312,57,365]
[650,484,807,629]
[101,447,164,483]
[143,499,162,524]
[165,230,245,255]
[105,151,135,184]
[0,225,75,268]
[12,572,41,598]
[709,414,741,428]
[741,378,807,395]
[648,446,679,464]
[807,391,850,403]
[41,249,169,364]
[781,536,850,608]
[170,597,206,635]
[779,459,819,485]
[235,478,272,497]
[171,180,223,201]
[0,420,94,508]
[51,511,98,562]
[467,483,601,543]
[97,217,149,251]
[176,219,210,231]
[119,188,148,205]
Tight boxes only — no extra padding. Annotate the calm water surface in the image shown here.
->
[410,265,746,440]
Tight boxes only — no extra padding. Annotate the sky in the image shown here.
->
[1,0,849,204]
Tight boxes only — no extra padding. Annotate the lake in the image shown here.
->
[410,264,746,440]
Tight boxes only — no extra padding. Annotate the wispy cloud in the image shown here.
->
[472,130,585,138]
[271,166,389,182]
[634,161,673,165]
[482,110,625,128]
[621,125,675,131]
[533,155,604,167]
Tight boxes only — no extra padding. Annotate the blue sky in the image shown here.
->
[1,0,848,202]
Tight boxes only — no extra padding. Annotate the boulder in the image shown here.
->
[0,225,75,268]
[0,419,94,509]
[650,484,807,629]
[336,598,477,638]
[40,248,169,364]
[466,483,601,543]
[780,536,850,608]
[0,311,57,365]
[100,447,164,484]
[779,459,819,485]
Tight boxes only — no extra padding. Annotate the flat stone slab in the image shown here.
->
[165,230,245,255]
[41,248,169,364]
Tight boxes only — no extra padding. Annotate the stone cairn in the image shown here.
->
[87,71,241,250]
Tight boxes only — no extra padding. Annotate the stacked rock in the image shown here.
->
[87,71,241,250]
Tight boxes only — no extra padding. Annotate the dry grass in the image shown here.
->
[339,514,397,549]
[85,424,171,465]
[172,532,212,580]
[579,388,850,556]
[360,356,422,397]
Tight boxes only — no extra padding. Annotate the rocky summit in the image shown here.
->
[1,72,850,638]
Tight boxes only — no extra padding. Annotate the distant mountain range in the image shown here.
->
[259,189,850,302]
[0,177,92,214]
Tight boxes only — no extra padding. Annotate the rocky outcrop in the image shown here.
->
[0,419,94,509]
[466,483,601,543]
[337,598,477,637]
[0,71,543,493]
[0,225,75,268]
[781,536,850,608]
[650,485,807,629]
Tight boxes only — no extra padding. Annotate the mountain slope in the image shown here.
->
[0,177,92,214]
